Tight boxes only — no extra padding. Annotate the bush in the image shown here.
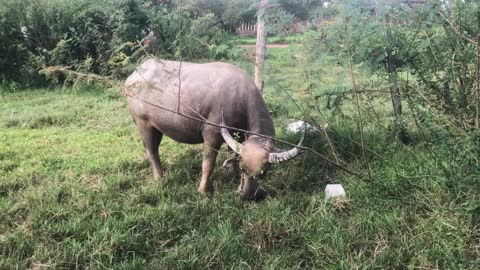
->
[302,0,480,130]
[0,0,237,86]
[0,0,30,82]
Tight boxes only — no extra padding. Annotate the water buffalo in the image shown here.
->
[124,59,304,200]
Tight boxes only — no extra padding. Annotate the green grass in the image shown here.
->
[231,33,303,46]
[1,56,479,268]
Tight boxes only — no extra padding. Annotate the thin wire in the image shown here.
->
[123,90,363,178]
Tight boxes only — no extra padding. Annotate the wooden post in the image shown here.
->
[255,0,268,93]
[476,11,480,128]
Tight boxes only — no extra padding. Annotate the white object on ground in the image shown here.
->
[286,120,323,133]
[324,184,346,199]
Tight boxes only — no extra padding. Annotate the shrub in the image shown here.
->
[0,0,237,86]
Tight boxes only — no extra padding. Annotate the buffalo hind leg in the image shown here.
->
[136,119,164,180]
[198,141,222,194]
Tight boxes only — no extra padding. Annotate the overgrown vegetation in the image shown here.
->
[1,48,479,269]
[0,0,258,84]
[1,0,480,268]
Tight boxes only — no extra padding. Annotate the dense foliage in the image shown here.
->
[0,0,249,84]
[301,0,480,131]
[0,0,337,85]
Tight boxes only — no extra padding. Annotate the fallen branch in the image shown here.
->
[437,11,478,46]
[279,87,343,165]
[40,66,115,86]
[345,17,373,180]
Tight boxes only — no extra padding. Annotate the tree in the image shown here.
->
[255,0,268,92]
[0,0,29,81]
[172,0,256,31]
[276,0,325,21]
[115,0,149,42]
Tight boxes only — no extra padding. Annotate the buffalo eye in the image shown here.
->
[239,163,247,173]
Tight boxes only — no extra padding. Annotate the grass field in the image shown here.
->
[1,47,479,269]
[230,33,303,46]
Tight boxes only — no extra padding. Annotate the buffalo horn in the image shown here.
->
[268,133,305,163]
[220,115,242,154]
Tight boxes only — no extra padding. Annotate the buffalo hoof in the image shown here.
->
[198,184,214,196]
[153,169,167,181]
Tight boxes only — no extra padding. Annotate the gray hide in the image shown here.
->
[125,59,303,200]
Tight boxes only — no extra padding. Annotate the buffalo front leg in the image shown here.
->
[136,119,164,180]
[198,142,221,194]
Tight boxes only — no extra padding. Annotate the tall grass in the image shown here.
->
[0,50,479,268]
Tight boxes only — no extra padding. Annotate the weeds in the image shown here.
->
[0,62,479,269]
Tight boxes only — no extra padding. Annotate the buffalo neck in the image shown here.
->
[245,90,275,138]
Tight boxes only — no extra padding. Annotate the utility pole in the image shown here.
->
[255,0,268,93]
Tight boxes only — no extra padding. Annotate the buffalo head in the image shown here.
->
[221,117,304,201]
